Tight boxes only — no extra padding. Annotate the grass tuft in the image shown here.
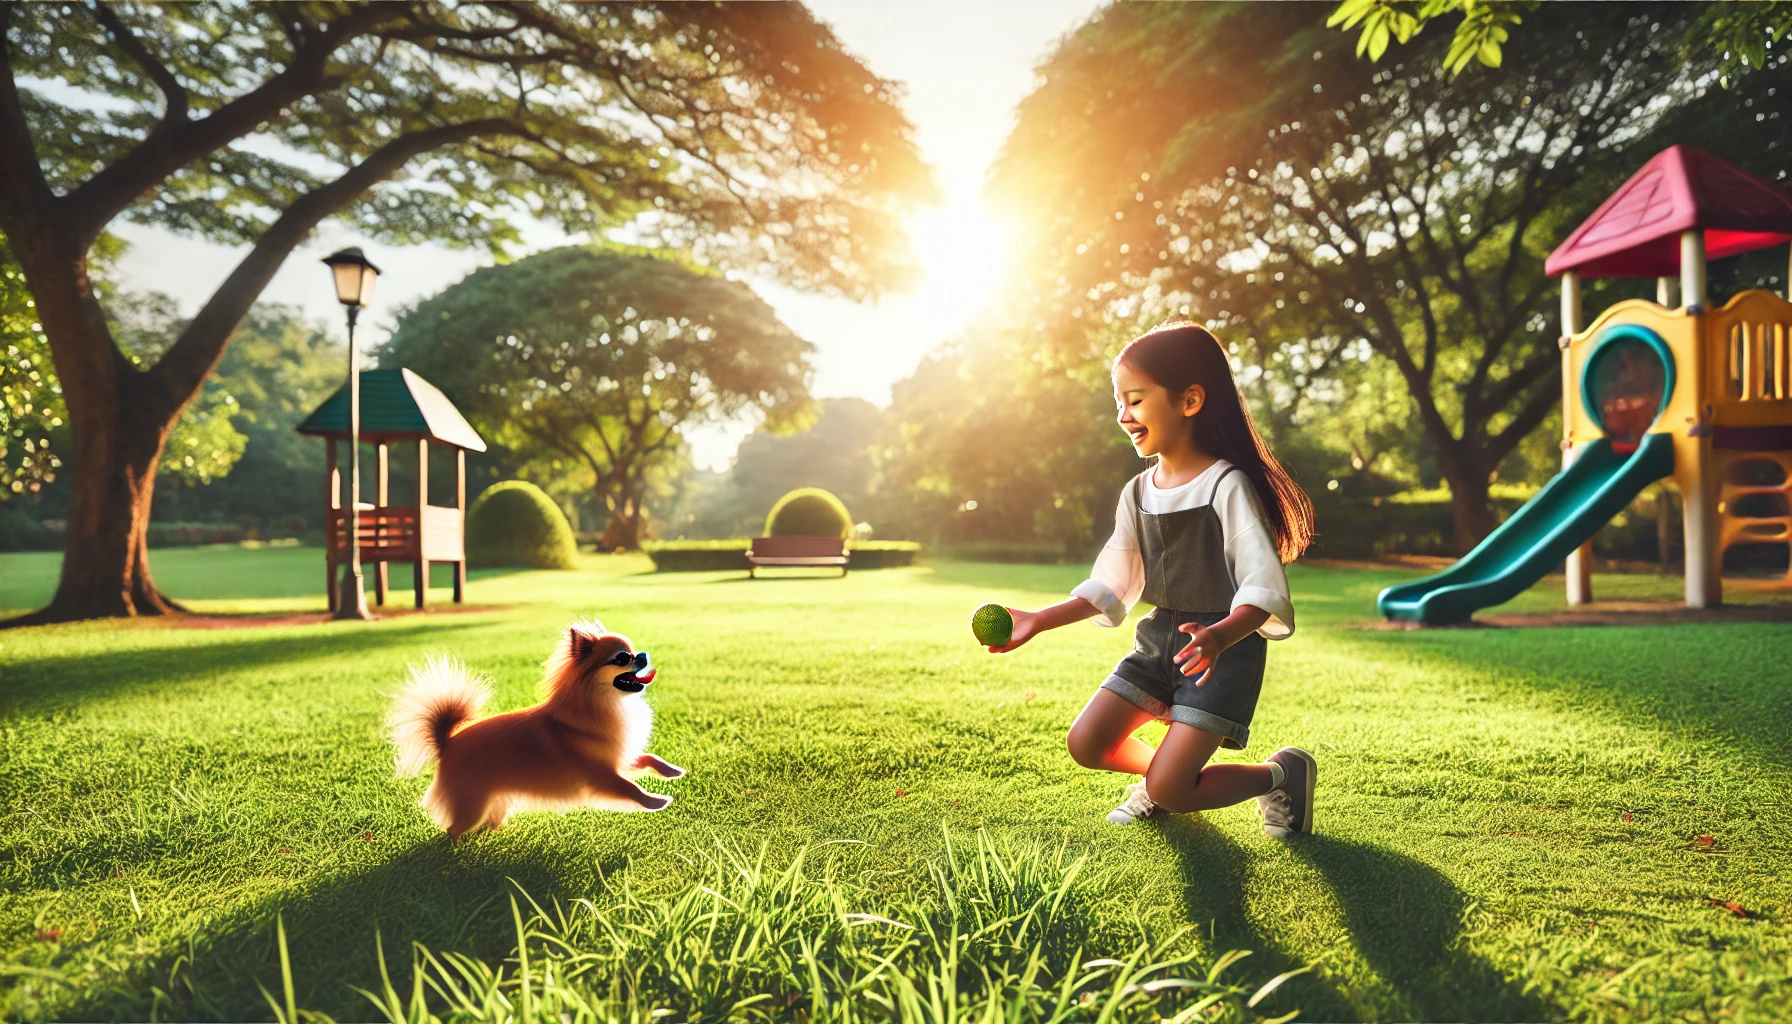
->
[345,833,1283,1024]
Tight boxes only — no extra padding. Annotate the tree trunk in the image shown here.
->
[599,494,643,551]
[6,358,184,625]
[1442,457,1497,555]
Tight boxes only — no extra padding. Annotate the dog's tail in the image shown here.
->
[389,655,491,776]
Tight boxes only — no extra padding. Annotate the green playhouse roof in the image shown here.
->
[295,368,487,451]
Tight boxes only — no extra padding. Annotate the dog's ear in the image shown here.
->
[568,628,595,662]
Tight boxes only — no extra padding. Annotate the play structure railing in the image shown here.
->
[327,504,465,564]
[1710,293,1792,411]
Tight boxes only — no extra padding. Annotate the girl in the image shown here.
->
[988,322,1317,835]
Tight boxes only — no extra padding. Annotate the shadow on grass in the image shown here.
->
[66,836,631,1022]
[1292,834,1546,1021]
[1343,622,1792,763]
[1156,816,1349,1019]
[0,617,493,719]
[1160,818,1544,1022]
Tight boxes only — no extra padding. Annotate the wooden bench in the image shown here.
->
[746,536,850,577]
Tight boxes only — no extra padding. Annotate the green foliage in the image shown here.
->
[383,247,813,549]
[1326,0,1531,73]
[3,239,329,510]
[151,305,344,533]
[0,504,52,551]
[0,236,62,497]
[877,325,1138,553]
[984,2,1789,548]
[1328,0,1792,82]
[9,5,934,295]
[1705,2,1792,82]
[765,487,852,538]
[2,1,936,615]
[465,480,577,570]
[675,398,884,539]
[106,291,249,486]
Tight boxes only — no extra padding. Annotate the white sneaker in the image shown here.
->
[1106,780,1158,825]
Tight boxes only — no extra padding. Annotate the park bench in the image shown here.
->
[746,536,850,577]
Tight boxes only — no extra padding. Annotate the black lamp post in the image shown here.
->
[323,246,381,621]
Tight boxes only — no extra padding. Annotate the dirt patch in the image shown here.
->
[169,605,505,629]
[1361,599,1792,630]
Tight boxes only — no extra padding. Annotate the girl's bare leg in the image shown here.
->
[1144,722,1276,813]
[1066,689,1160,776]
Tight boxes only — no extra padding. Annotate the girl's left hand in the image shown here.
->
[1174,622,1220,683]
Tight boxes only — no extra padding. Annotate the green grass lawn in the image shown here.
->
[2,550,1790,1021]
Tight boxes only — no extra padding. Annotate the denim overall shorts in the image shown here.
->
[1099,465,1267,749]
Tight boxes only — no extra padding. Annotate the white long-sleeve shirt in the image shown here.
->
[1070,460,1295,639]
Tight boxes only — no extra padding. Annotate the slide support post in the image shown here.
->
[1561,271,1593,606]
[1657,276,1681,309]
[1679,229,1720,608]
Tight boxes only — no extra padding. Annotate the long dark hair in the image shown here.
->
[1115,321,1315,562]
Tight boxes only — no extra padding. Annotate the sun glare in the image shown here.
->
[904,189,1011,329]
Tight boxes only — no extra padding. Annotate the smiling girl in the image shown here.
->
[988,322,1318,835]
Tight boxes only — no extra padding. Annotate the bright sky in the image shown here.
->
[108,0,1102,470]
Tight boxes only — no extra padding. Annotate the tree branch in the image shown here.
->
[1483,376,1560,470]
[142,117,519,415]
[65,5,391,246]
[1479,346,1559,421]
[87,2,188,127]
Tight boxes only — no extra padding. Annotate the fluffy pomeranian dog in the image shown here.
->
[388,620,684,836]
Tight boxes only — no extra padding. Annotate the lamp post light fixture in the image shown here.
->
[323,246,381,621]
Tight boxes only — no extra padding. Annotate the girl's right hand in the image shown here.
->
[987,608,1038,654]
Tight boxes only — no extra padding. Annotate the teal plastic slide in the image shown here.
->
[1376,432,1675,624]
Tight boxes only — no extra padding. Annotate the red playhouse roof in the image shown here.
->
[1545,145,1792,279]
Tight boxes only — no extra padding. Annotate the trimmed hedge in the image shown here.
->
[936,541,1077,565]
[1305,486,1670,560]
[466,480,578,569]
[148,522,249,548]
[0,506,54,552]
[764,488,852,539]
[644,539,919,572]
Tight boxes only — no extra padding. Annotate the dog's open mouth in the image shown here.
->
[612,651,655,692]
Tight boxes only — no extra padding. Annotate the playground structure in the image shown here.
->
[1380,145,1792,624]
[297,369,487,610]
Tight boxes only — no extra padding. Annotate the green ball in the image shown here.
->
[971,603,1014,647]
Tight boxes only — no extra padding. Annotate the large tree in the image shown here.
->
[0,1,932,623]
[989,2,1791,551]
[382,245,813,550]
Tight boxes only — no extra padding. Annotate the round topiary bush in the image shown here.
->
[764,487,852,539]
[466,480,578,569]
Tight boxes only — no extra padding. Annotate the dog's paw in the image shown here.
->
[641,793,674,811]
[659,762,687,779]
